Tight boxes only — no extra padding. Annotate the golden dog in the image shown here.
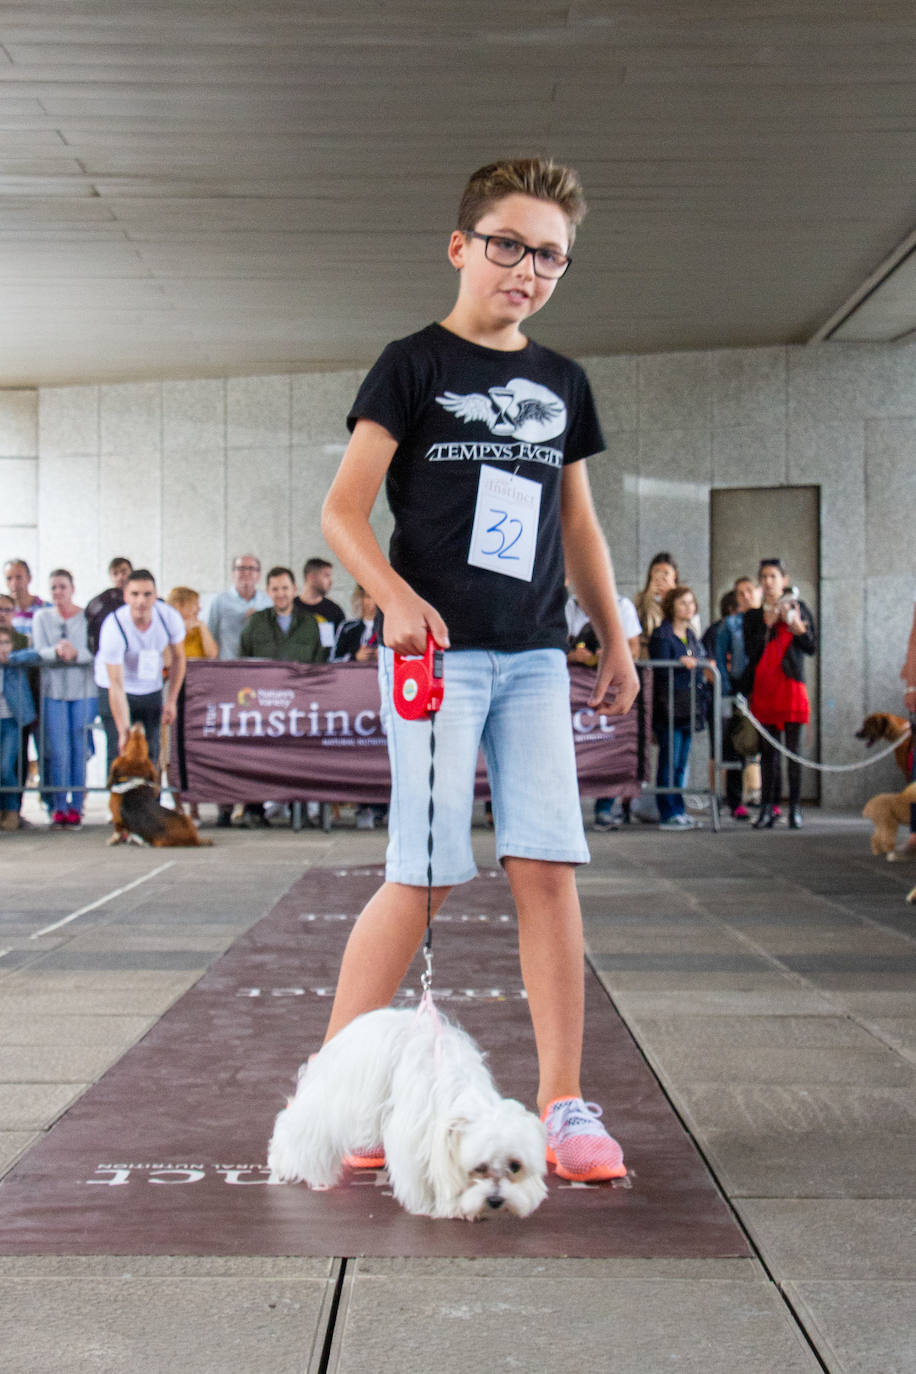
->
[855,713,912,781]
[108,722,211,847]
[862,781,916,859]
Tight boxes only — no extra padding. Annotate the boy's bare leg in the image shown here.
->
[504,857,584,1115]
[322,881,451,1042]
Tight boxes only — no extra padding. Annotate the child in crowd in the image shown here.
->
[649,585,709,830]
[166,587,219,661]
[319,157,639,1181]
[0,624,40,832]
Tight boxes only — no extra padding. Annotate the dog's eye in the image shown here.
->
[472,1164,489,1177]
[508,1160,522,1175]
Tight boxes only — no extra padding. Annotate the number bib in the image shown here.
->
[137,649,161,682]
[467,464,542,583]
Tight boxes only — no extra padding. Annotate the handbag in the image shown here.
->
[730,709,760,758]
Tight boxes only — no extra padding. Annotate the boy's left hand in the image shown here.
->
[589,642,640,715]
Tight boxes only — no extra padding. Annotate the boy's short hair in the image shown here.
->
[758,557,786,575]
[49,568,73,584]
[457,158,587,244]
[267,566,296,585]
[127,568,156,586]
[108,556,132,574]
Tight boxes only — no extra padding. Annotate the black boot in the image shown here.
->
[753,805,775,829]
[789,806,803,829]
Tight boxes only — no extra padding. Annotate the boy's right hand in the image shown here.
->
[381,591,449,655]
[589,640,640,716]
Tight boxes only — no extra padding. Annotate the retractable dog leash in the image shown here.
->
[392,633,444,1007]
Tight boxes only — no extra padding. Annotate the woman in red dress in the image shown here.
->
[743,559,817,830]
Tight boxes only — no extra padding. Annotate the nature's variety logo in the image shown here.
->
[237,686,256,706]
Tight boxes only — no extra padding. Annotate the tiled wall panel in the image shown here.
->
[1,338,912,809]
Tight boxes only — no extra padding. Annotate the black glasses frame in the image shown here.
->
[463,230,572,279]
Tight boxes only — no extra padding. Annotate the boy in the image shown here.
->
[320,158,639,1181]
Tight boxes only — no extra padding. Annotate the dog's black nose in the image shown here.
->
[487,1195,504,1210]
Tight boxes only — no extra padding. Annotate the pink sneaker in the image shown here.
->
[50,810,68,828]
[64,808,83,828]
[542,1097,626,1181]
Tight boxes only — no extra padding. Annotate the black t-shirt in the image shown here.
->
[347,323,604,651]
[300,595,345,628]
[85,586,124,654]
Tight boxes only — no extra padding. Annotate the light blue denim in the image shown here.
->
[42,695,97,814]
[656,725,692,820]
[0,717,22,806]
[379,646,589,887]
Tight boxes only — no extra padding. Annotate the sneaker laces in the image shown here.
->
[546,1098,607,1143]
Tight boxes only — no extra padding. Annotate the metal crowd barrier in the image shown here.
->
[3,660,731,834]
[0,660,106,805]
[634,657,725,832]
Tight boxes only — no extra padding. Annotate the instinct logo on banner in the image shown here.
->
[202,687,386,746]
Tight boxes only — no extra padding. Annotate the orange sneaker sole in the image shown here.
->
[343,1151,386,1169]
[545,1143,627,1181]
[552,1160,627,1182]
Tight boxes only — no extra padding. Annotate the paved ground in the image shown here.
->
[1,796,915,1373]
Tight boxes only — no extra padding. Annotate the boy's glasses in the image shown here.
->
[464,231,572,279]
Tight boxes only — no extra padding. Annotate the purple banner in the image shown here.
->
[171,660,649,804]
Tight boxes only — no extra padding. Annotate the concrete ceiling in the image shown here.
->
[2,1,915,386]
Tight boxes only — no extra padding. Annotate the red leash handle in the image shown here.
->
[392,632,444,719]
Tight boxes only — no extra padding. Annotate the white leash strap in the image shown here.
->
[734,696,911,773]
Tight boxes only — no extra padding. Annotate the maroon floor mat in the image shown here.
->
[0,868,750,1258]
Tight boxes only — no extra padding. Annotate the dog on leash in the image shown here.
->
[267,1005,547,1221]
[107,722,211,847]
[862,781,916,859]
[855,713,913,781]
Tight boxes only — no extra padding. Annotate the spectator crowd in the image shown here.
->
[0,548,825,836]
[0,552,379,834]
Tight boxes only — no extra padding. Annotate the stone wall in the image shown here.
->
[2,339,914,807]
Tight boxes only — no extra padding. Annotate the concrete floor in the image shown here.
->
[1,796,915,1373]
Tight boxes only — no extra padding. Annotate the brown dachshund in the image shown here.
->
[107,723,211,847]
[855,713,912,781]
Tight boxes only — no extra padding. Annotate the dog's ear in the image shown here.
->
[426,1115,471,1204]
[856,715,882,745]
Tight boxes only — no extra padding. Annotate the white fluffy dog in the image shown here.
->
[267,1005,547,1221]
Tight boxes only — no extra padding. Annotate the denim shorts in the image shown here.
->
[379,646,589,887]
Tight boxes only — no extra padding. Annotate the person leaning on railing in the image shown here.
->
[32,569,97,830]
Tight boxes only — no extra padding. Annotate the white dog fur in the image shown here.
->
[267,1005,547,1220]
